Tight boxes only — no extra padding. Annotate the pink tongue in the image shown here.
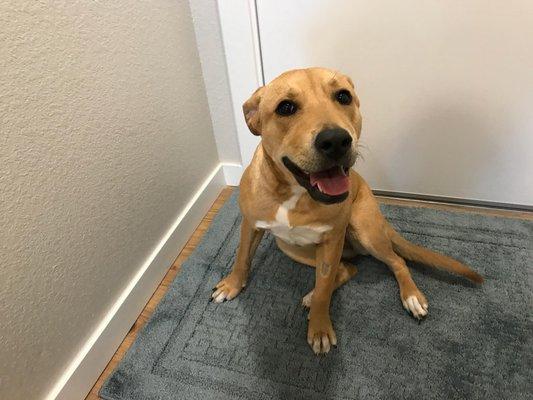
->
[310,167,349,196]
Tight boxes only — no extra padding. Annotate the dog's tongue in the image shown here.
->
[310,167,349,196]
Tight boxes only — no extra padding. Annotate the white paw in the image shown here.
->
[211,275,245,303]
[402,295,428,319]
[211,288,228,303]
[211,285,241,303]
[307,317,337,355]
[302,290,313,308]
[310,333,336,354]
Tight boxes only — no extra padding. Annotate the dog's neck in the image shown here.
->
[258,143,298,197]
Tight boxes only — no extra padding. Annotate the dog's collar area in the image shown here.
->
[281,156,349,204]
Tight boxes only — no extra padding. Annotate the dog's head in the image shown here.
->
[243,68,362,204]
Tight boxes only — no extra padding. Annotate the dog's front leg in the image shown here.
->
[308,229,345,354]
[212,217,264,303]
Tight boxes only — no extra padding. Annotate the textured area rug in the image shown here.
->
[101,192,532,400]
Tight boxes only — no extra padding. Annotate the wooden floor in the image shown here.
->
[86,186,530,399]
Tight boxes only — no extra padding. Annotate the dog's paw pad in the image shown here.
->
[402,295,428,319]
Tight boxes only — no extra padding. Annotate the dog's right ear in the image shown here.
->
[242,86,264,136]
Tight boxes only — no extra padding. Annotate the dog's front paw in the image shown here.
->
[401,289,429,320]
[211,273,246,303]
[307,313,337,355]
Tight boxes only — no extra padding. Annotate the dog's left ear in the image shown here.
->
[346,77,360,107]
[242,86,264,136]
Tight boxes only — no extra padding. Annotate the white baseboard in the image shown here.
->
[222,162,244,186]
[45,164,225,400]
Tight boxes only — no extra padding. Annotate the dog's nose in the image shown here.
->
[314,128,353,161]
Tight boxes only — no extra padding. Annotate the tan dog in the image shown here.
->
[211,67,483,354]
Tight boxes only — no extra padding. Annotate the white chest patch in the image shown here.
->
[255,187,332,246]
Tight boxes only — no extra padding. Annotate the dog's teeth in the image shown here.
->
[341,167,347,176]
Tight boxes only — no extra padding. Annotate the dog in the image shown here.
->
[211,67,483,354]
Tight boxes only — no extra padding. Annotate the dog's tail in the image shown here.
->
[386,223,484,284]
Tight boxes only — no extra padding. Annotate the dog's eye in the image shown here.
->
[335,89,352,105]
[275,100,298,116]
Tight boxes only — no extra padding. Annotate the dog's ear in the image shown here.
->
[346,77,360,107]
[242,86,264,136]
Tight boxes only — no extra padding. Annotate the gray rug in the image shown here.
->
[100,191,532,400]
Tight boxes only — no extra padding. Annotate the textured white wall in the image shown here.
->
[189,0,241,164]
[0,1,219,399]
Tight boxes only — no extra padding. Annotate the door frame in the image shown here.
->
[217,0,264,180]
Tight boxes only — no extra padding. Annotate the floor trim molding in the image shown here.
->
[45,164,225,400]
[373,190,532,212]
[222,163,244,186]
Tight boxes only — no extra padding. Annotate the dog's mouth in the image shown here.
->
[282,157,350,204]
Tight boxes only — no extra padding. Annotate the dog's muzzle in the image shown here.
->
[282,157,351,205]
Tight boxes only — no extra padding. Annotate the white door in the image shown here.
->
[252,0,533,206]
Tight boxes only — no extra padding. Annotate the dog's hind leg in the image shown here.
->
[357,231,428,319]
[301,262,357,308]
[349,184,429,319]
[274,237,358,308]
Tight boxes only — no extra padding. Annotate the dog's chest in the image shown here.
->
[255,188,332,246]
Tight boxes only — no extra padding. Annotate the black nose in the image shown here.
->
[314,128,353,161]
